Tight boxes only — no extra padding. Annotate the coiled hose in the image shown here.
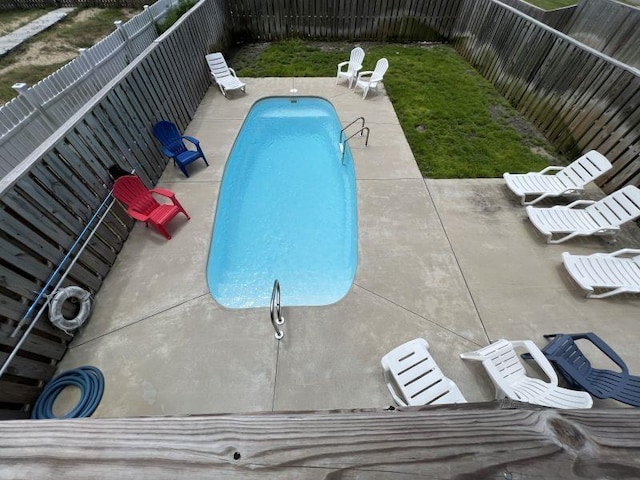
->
[31,366,105,419]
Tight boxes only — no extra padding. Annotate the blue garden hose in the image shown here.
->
[31,366,105,419]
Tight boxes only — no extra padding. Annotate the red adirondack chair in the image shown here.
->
[113,175,190,240]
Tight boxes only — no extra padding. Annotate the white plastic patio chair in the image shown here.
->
[354,58,388,99]
[205,52,246,98]
[503,150,612,205]
[525,185,640,244]
[562,249,640,298]
[381,338,466,406]
[460,339,593,409]
[336,47,365,88]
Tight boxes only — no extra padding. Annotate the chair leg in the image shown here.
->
[169,196,190,220]
[177,163,190,178]
[153,223,172,240]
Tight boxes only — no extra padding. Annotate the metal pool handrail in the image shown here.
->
[340,116,366,142]
[270,279,285,339]
[339,117,369,162]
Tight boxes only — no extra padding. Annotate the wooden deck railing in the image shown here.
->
[1,403,640,478]
[1,0,639,417]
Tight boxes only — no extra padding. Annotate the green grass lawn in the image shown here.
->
[235,41,553,178]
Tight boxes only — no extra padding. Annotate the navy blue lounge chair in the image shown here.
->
[529,333,640,407]
[153,121,208,178]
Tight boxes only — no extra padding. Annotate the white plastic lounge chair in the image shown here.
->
[460,339,593,409]
[504,150,612,205]
[336,47,365,88]
[381,338,466,406]
[526,185,640,244]
[354,58,388,99]
[562,249,640,298]
[205,52,246,98]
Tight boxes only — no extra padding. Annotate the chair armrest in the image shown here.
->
[127,208,149,222]
[459,351,485,361]
[150,188,176,200]
[511,340,559,385]
[229,67,238,77]
[337,61,349,68]
[538,166,563,174]
[563,199,595,209]
[181,135,201,147]
[606,248,640,258]
[568,333,629,374]
[356,70,374,81]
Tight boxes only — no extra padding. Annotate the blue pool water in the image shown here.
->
[207,97,358,308]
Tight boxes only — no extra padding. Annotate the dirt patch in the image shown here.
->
[0,10,46,36]
[489,103,562,163]
[3,9,108,73]
[0,18,29,36]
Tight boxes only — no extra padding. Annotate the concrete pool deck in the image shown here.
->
[58,78,640,416]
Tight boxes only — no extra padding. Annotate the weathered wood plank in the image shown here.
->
[0,409,29,420]
[0,380,42,405]
[564,0,640,69]
[0,406,640,478]
[0,352,56,382]
[0,323,67,361]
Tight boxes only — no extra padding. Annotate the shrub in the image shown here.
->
[156,0,196,34]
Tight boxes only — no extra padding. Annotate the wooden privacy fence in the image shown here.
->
[0,0,230,418]
[498,0,575,30]
[228,0,465,42]
[0,0,182,177]
[451,0,640,192]
[563,0,640,68]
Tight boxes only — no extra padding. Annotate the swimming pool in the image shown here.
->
[207,97,358,308]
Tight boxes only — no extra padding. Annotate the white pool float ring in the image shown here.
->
[49,286,92,332]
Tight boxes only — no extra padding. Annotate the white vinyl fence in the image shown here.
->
[0,0,180,177]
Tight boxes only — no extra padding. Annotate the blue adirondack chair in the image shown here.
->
[153,121,208,178]
[529,333,640,407]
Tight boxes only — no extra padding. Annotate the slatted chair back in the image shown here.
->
[348,47,365,72]
[371,57,389,82]
[541,335,593,389]
[586,185,640,228]
[113,175,158,216]
[381,338,466,406]
[206,52,232,81]
[479,339,528,384]
[153,121,187,156]
[555,151,612,188]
